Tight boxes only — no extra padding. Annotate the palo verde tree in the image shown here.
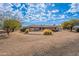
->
[61,19,79,31]
[3,19,21,35]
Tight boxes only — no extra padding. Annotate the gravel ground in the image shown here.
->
[0,31,79,56]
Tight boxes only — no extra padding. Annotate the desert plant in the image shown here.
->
[43,29,52,35]
[3,19,21,32]
[61,19,79,31]
[76,28,79,32]
[3,19,21,35]
[20,27,26,32]
[25,29,29,34]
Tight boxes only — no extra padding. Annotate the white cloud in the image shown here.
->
[51,4,55,7]
[73,14,78,16]
[12,3,21,8]
[0,3,27,22]
[0,3,72,25]
[0,3,59,23]
[19,4,27,11]
[60,15,65,19]
[0,3,15,19]
[25,3,48,22]
[39,3,46,8]
[67,3,79,13]
[51,9,59,13]
[51,14,68,20]
[52,14,56,16]
[47,3,55,7]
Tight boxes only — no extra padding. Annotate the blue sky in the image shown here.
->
[0,3,79,26]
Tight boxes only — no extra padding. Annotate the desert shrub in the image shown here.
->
[76,28,79,32]
[61,19,79,31]
[43,29,52,35]
[3,19,21,35]
[20,27,26,32]
[3,19,21,32]
[25,29,29,34]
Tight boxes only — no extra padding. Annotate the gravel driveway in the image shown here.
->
[0,31,79,56]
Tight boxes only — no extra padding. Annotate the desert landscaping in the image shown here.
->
[0,3,79,56]
[0,30,79,56]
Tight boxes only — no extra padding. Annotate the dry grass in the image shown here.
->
[0,31,79,56]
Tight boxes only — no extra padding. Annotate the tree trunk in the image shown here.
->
[6,28,10,36]
[12,28,15,32]
[70,27,73,31]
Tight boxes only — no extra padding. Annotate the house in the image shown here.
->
[26,25,60,32]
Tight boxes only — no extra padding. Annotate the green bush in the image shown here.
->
[43,29,53,35]
[76,28,79,32]
[61,19,79,31]
[25,29,29,34]
[4,19,21,32]
[20,27,26,32]
[3,19,21,35]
